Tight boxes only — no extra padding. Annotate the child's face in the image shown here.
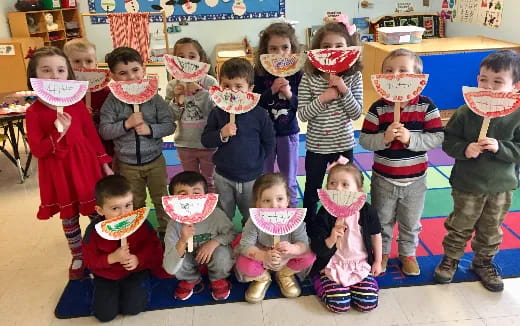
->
[175,43,201,62]
[95,192,134,219]
[256,184,289,209]
[327,170,360,192]
[478,67,519,92]
[173,182,206,195]
[320,32,347,49]
[382,55,416,75]
[111,61,145,81]
[220,76,253,92]
[67,48,97,69]
[267,35,292,55]
[36,55,69,80]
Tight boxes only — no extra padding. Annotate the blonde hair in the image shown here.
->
[63,38,96,57]
[252,173,291,207]
[327,163,364,190]
[381,48,423,74]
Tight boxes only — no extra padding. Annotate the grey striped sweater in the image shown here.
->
[297,71,363,154]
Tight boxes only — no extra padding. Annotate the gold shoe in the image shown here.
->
[245,271,271,303]
[276,266,301,298]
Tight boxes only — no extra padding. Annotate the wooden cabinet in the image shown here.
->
[0,37,44,93]
[8,8,85,49]
[214,43,254,81]
[362,36,520,112]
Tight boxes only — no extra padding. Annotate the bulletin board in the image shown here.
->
[87,0,285,24]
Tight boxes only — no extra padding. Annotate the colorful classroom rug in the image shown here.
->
[55,135,520,319]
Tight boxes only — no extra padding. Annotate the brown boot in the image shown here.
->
[245,270,271,303]
[275,266,301,298]
[471,254,503,292]
[434,255,459,284]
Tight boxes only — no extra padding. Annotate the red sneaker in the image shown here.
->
[174,280,201,300]
[210,278,231,301]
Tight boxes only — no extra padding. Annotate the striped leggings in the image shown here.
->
[312,273,379,313]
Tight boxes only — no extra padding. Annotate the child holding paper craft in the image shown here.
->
[163,171,235,301]
[236,173,315,303]
[99,47,174,239]
[434,50,520,292]
[308,161,382,313]
[201,58,275,224]
[254,22,303,208]
[64,38,114,157]
[165,38,219,192]
[83,175,164,322]
[25,46,112,280]
[298,21,363,223]
[359,49,443,276]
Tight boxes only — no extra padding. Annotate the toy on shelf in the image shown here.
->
[44,12,58,32]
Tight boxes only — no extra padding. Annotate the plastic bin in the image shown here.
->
[377,26,425,45]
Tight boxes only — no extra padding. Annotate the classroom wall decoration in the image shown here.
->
[444,0,504,28]
[88,0,285,24]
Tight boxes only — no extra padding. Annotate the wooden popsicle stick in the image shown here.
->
[187,236,194,252]
[273,235,280,246]
[394,101,401,123]
[336,219,344,250]
[133,104,139,113]
[230,113,236,124]
[478,117,491,141]
[121,237,128,247]
[56,106,64,132]
[178,81,187,105]
[86,91,92,111]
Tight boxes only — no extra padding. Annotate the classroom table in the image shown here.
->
[0,112,32,183]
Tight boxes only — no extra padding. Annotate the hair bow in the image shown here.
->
[326,155,350,172]
[336,14,357,36]
[25,47,35,59]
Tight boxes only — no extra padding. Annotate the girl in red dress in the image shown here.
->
[25,47,113,279]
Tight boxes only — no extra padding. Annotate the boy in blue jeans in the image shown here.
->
[201,58,275,225]
[434,50,520,292]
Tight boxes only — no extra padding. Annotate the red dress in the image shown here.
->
[26,100,111,220]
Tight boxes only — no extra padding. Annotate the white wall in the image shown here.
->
[0,2,16,39]
[77,0,438,62]
[444,1,519,43]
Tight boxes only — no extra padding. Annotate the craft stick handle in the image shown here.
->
[230,113,236,124]
[121,237,128,247]
[133,104,139,113]
[187,236,194,252]
[336,219,344,250]
[273,235,280,247]
[394,102,401,123]
[478,117,491,141]
[56,106,64,132]
[178,81,186,105]
[86,91,92,111]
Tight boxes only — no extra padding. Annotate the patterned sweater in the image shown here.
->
[359,96,444,182]
[297,71,363,154]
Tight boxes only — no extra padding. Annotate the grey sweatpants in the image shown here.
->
[214,172,255,226]
[370,174,427,256]
[174,245,234,282]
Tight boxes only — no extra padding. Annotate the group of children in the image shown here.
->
[23,15,520,322]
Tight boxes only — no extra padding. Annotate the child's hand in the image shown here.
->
[271,77,289,94]
[319,87,339,104]
[125,112,144,129]
[195,239,219,264]
[478,137,499,153]
[173,83,185,96]
[264,248,282,269]
[55,112,72,135]
[384,122,404,145]
[102,163,114,176]
[135,123,151,136]
[326,224,346,248]
[108,244,130,264]
[186,82,202,95]
[395,126,411,145]
[279,84,293,99]
[180,224,195,243]
[121,254,139,271]
[275,241,296,256]
[221,122,237,138]
[465,142,482,159]
[329,75,348,96]
[371,261,382,277]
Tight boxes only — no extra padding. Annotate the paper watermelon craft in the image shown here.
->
[164,54,210,105]
[74,68,111,93]
[371,73,429,122]
[307,46,361,74]
[209,86,260,124]
[260,53,306,78]
[95,207,150,246]
[30,78,89,132]
[162,194,219,252]
[108,78,158,112]
[463,86,520,140]
[249,208,306,245]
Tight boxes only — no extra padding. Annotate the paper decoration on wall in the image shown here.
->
[74,68,111,110]
[450,0,504,28]
[125,0,139,12]
[88,0,284,23]
[30,78,88,132]
[162,194,219,252]
[307,46,362,74]
[164,54,210,104]
[95,207,149,246]
[108,78,158,113]
[249,208,306,245]
[260,53,306,78]
[462,86,520,140]
[209,86,260,124]
[371,73,429,122]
